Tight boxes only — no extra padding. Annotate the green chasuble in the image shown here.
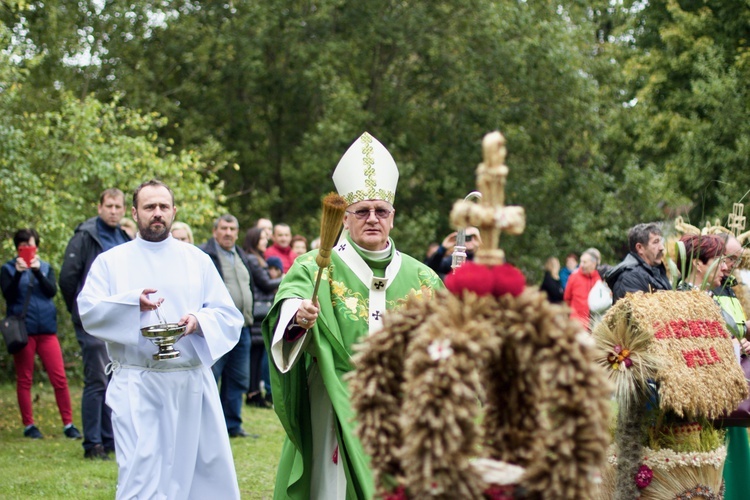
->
[262,236,443,500]
[714,293,750,499]
[724,426,750,499]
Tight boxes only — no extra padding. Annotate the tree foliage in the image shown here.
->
[2,0,749,277]
[0,20,226,267]
[603,0,750,223]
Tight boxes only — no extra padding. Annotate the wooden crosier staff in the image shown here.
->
[311,192,348,304]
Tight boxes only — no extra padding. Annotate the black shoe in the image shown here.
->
[24,425,43,439]
[64,424,82,439]
[246,392,263,406]
[84,444,111,460]
[229,428,259,439]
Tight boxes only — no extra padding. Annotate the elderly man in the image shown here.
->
[713,234,748,337]
[200,214,256,438]
[262,132,444,500]
[60,188,131,460]
[712,233,750,500]
[77,180,244,499]
[605,222,672,303]
[564,249,602,330]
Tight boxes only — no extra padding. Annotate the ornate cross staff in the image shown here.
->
[727,203,746,237]
[450,131,525,266]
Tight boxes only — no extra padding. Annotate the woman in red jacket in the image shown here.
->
[563,249,601,330]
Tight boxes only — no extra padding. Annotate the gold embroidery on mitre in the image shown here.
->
[334,132,398,205]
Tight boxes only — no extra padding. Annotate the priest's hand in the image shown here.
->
[178,314,199,335]
[296,299,319,330]
[140,288,165,311]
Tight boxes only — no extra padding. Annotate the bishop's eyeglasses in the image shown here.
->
[346,208,393,220]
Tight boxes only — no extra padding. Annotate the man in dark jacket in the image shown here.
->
[605,222,672,303]
[200,214,257,437]
[59,188,130,459]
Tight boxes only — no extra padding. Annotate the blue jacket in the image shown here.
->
[1,259,58,335]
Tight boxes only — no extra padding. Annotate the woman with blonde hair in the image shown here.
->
[540,256,564,303]
[171,221,194,244]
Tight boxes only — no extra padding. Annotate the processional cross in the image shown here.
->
[727,203,746,237]
[450,131,525,266]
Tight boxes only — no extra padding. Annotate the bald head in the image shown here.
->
[723,235,743,277]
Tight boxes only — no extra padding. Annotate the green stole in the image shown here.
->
[262,237,444,500]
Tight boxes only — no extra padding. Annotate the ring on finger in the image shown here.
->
[300,317,309,325]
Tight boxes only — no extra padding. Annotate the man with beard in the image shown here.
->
[605,222,672,303]
[60,188,130,460]
[77,180,244,499]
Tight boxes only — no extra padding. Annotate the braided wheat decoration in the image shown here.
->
[348,288,612,499]
[349,132,611,499]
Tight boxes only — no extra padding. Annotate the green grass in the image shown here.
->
[0,382,284,499]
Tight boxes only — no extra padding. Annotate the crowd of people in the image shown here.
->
[2,190,313,446]
[2,132,750,498]
[515,223,674,333]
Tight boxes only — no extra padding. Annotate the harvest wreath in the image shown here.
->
[348,287,612,499]
[347,132,612,499]
[592,290,747,499]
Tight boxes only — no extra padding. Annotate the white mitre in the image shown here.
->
[332,132,399,206]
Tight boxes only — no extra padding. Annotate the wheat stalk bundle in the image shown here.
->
[311,192,347,304]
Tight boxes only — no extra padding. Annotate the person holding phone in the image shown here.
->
[425,226,482,280]
[0,229,81,440]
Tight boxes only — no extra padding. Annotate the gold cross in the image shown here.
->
[727,203,746,237]
[450,131,525,266]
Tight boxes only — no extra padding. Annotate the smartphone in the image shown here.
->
[18,246,37,267]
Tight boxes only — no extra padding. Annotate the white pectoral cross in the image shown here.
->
[337,245,401,334]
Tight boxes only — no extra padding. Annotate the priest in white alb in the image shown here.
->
[262,132,444,499]
[77,179,244,500]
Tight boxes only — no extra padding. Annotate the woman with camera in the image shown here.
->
[1,228,81,440]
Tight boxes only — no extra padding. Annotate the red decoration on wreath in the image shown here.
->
[635,464,653,489]
[383,486,408,500]
[445,262,526,298]
[484,485,516,500]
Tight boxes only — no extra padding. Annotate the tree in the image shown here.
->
[8,0,741,281]
[603,0,750,225]
[0,73,226,269]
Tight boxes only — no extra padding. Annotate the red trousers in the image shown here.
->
[13,333,73,427]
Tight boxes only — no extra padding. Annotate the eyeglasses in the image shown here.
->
[346,208,393,220]
[725,255,739,266]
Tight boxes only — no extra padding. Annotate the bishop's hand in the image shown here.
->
[295,299,319,330]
